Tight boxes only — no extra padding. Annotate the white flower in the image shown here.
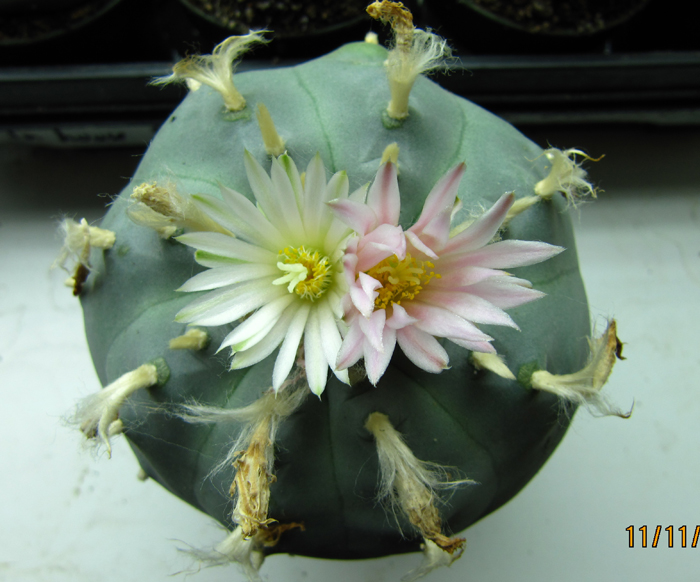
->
[175,152,363,395]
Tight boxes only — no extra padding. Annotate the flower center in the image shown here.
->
[274,246,332,301]
[366,253,440,309]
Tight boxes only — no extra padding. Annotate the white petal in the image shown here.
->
[194,252,244,268]
[278,153,305,210]
[301,154,328,243]
[177,263,278,292]
[230,302,301,369]
[303,307,328,396]
[316,299,349,385]
[176,277,283,326]
[318,171,350,248]
[195,191,286,251]
[348,182,369,203]
[177,231,276,264]
[273,302,311,391]
[219,293,296,351]
[325,170,349,203]
[247,152,305,242]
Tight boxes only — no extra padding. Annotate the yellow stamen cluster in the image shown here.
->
[366,253,440,309]
[274,246,332,301]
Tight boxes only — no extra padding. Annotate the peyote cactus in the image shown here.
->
[64,2,625,579]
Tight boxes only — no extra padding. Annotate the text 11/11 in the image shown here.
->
[627,526,700,548]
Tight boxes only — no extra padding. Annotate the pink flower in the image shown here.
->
[328,162,564,385]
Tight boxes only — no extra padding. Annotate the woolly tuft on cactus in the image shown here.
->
[65,5,626,579]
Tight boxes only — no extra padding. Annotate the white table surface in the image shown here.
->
[1,124,698,582]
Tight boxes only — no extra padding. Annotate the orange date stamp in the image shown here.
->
[627,525,700,548]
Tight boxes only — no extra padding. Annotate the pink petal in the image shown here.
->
[405,230,438,260]
[356,224,406,271]
[358,308,387,353]
[441,192,514,255]
[366,163,400,226]
[468,276,546,309]
[418,289,518,329]
[412,163,465,232]
[336,318,365,370]
[440,240,564,270]
[409,163,466,251]
[403,301,493,343]
[365,327,396,385]
[342,251,359,288]
[327,198,377,236]
[350,273,381,318]
[429,266,505,290]
[396,326,449,373]
[449,337,497,353]
[359,272,382,298]
[386,303,419,330]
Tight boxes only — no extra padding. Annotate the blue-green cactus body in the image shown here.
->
[81,42,589,559]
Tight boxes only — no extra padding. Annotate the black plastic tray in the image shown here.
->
[1,0,698,147]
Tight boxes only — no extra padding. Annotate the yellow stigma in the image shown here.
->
[273,246,332,301]
[366,253,440,309]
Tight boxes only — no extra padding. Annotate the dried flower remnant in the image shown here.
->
[71,360,169,456]
[365,412,471,580]
[530,320,630,417]
[186,526,265,581]
[178,373,308,578]
[152,32,268,111]
[503,148,604,226]
[129,181,230,238]
[535,148,603,204]
[54,217,116,295]
[367,1,451,121]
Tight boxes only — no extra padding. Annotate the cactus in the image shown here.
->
[66,4,625,579]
